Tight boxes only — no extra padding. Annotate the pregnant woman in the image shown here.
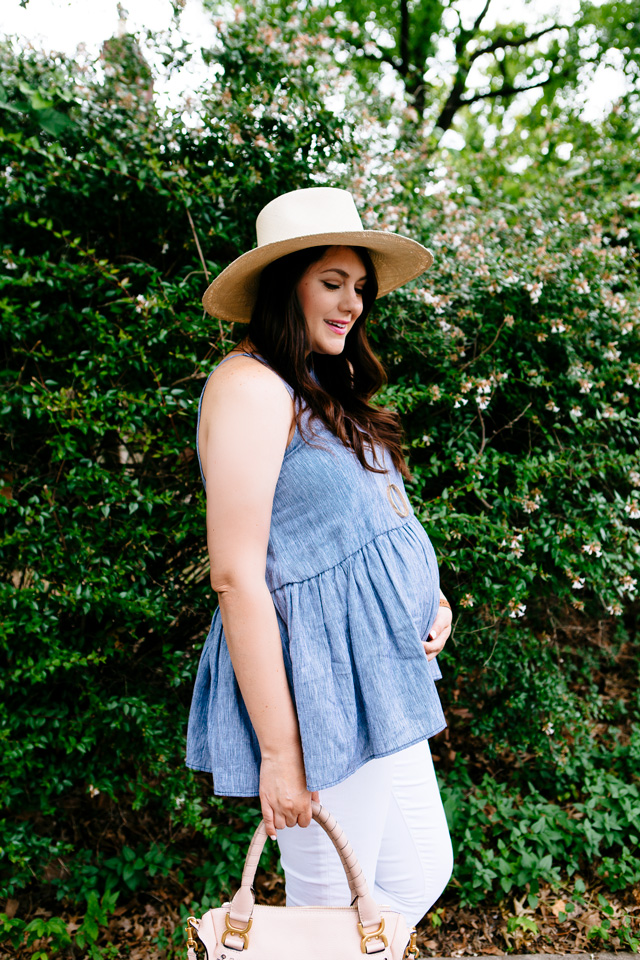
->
[187,186,453,929]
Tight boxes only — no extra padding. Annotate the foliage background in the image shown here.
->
[1,1,639,956]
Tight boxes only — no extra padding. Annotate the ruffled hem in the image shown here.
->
[186,519,445,796]
[186,725,446,797]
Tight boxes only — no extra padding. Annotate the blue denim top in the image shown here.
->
[186,354,445,796]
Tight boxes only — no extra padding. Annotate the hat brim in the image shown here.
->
[202,230,433,322]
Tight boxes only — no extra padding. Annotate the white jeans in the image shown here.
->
[276,740,453,927]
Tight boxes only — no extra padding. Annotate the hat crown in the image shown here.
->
[256,187,364,248]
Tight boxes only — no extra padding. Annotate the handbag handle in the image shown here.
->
[225,802,385,949]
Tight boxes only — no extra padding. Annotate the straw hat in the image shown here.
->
[202,187,433,322]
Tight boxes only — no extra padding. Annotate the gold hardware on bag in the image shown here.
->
[403,928,419,959]
[186,917,199,953]
[358,918,388,954]
[222,914,253,949]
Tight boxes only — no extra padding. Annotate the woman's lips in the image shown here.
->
[324,320,348,334]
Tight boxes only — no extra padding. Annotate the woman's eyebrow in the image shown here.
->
[320,268,368,282]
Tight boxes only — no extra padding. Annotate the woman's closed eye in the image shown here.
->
[322,280,364,297]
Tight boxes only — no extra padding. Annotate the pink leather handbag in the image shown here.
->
[186,802,419,960]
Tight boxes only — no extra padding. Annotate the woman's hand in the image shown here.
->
[260,752,320,840]
[422,599,452,661]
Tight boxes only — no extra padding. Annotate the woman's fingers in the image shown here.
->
[430,606,452,639]
[422,605,452,659]
[423,615,452,660]
[262,801,313,835]
[296,801,313,828]
[262,801,278,841]
[423,637,445,660]
[259,752,312,833]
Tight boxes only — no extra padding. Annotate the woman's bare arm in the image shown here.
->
[199,357,316,838]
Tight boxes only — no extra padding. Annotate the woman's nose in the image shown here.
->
[340,285,362,317]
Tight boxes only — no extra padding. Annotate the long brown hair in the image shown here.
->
[247,245,410,478]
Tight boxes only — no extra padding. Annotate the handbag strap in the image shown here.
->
[225,802,384,949]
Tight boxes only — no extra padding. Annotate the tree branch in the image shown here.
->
[469,23,562,64]
[399,0,410,77]
[472,0,493,33]
[461,67,565,106]
[433,67,472,133]
[344,34,403,74]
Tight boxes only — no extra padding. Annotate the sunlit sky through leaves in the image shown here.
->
[0,0,629,140]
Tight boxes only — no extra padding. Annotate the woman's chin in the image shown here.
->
[310,339,347,356]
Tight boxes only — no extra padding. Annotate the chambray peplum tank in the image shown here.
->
[186,354,446,796]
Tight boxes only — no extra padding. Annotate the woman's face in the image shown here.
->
[295,246,367,355]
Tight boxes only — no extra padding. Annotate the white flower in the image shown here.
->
[629,471,640,488]
[573,278,591,294]
[135,294,149,313]
[604,343,620,361]
[460,593,475,608]
[620,575,637,594]
[578,379,593,394]
[523,499,539,514]
[501,533,524,558]
[546,400,560,412]
[582,542,602,557]
[477,396,490,410]
[89,784,100,798]
[543,721,555,736]
[2,258,17,271]
[508,600,527,618]
[175,796,185,807]
[570,405,583,417]
[525,281,543,304]
[421,434,432,446]
[606,602,623,615]
[551,321,566,333]
[571,576,586,589]
[161,242,169,254]
[625,501,640,519]
[453,397,468,408]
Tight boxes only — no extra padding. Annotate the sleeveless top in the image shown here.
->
[185,353,446,796]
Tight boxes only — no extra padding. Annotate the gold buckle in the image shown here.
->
[221,914,253,950]
[358,918,388,954]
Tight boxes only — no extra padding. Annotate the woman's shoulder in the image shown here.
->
[198,351,295,459]
[204,350,293,406]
